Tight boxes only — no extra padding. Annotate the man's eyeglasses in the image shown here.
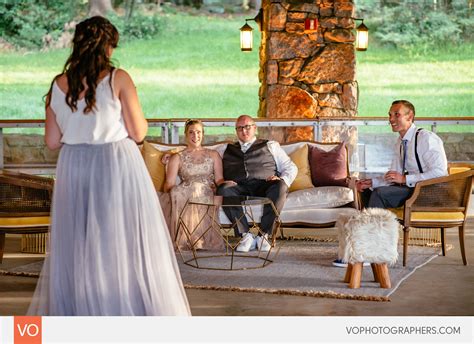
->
[235,124,255,131]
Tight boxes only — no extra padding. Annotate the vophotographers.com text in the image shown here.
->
[346,326,461,335]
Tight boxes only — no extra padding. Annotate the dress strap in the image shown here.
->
[109,68,117,97]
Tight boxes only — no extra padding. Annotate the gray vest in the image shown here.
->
[223,139,278,182]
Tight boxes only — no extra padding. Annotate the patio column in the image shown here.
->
[258,0,358,149]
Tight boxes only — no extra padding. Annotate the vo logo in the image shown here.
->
[14,316,42,344]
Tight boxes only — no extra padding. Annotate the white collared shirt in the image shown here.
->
[238,138,298,187]
[239,137,257,153]
[372,124,448,188]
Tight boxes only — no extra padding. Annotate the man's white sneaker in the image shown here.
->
[256,234,272,252]
[236,232,256,252]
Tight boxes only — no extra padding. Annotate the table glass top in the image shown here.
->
[188,196,273,207]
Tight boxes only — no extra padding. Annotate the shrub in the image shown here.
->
[0,0,79,49]
[108,11,165,41]
[0,1,164,50]
[355,0,473,50]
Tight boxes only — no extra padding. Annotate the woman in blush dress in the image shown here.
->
[28,16,190,316]
[164,119,225,251]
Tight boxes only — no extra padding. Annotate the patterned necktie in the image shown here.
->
[402,139,408,175]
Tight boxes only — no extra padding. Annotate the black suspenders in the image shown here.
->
[400,128,424,174]
[414,128,424,173]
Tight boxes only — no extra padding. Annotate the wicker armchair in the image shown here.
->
[0,170,54,263]
[391,167,473,266]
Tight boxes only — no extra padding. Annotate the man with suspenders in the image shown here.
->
[357,100,448,209]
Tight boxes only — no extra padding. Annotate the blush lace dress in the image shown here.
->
[170,149,224,251]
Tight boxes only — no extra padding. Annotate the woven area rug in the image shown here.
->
[0,240,441,302]
[177,240,442,302]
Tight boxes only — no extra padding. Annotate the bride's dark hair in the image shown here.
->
[46,16,119,114]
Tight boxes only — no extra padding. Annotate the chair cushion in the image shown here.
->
[391,208,465,222]
[449,167,471,175]
[308,142,348,187]
[288,144,313,192]
[283,186,354,210]
[0,216,50,228]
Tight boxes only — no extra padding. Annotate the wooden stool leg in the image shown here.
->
[349,262,363,289]
[371,263,380,282]
[344,264,353,283]
[0,233,5,264]
[377,263,391,289]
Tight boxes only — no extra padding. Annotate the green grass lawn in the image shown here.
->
[1,13,473,126]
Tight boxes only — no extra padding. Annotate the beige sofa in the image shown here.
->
[144,141,360,234]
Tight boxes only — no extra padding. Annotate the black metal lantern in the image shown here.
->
[356,20,369,51]
[240,22,253,52]
[239,9,263,52]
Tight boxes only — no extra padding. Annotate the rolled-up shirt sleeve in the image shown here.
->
[267,141,298,187]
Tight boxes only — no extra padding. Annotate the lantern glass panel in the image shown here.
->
[356,22,369,51]
[240,29,253,51]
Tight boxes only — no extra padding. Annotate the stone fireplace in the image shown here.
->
[257,0,358,148]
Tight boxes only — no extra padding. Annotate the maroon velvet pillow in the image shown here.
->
[308,142,348,187]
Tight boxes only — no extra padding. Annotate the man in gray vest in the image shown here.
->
[357,100,448,209]
[217,115,297,252]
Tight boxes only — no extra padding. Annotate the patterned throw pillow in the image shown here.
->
[308,142,348,187]
[288,144,314,192]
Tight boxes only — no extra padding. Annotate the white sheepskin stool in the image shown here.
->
[337,208,400,289]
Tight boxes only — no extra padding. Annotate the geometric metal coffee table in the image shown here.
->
[175,196,281,270]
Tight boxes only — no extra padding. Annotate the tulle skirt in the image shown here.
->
[27,138,191,316]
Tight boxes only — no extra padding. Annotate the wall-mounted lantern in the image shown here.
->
[355,19,369,51]
[240,9,263,52]
[240,22,254,51]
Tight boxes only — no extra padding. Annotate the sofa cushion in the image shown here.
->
[282,141,340,156]
[217,202,358,225]
[203,142,228,158]
[309,142,348,187]
[279,207,359,226]
[283,186,354,210]
[288,144,313,192]
[142,141,181,192]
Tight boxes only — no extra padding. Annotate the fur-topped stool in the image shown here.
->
[337,208,399,289]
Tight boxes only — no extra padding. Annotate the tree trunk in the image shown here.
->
[126,0,136,20]
[250,0,261,10]
[88,0,115,17]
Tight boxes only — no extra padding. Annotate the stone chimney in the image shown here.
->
[258,0,358,145]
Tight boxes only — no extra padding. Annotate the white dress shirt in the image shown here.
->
[372,124,448,188]
[238,138,298,187]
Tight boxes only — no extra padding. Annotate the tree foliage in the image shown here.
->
[0,0,164,49]
[355,0,473,50]
[0,0,80,49]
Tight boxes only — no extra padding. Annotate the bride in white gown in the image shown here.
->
[27,16,190,316]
